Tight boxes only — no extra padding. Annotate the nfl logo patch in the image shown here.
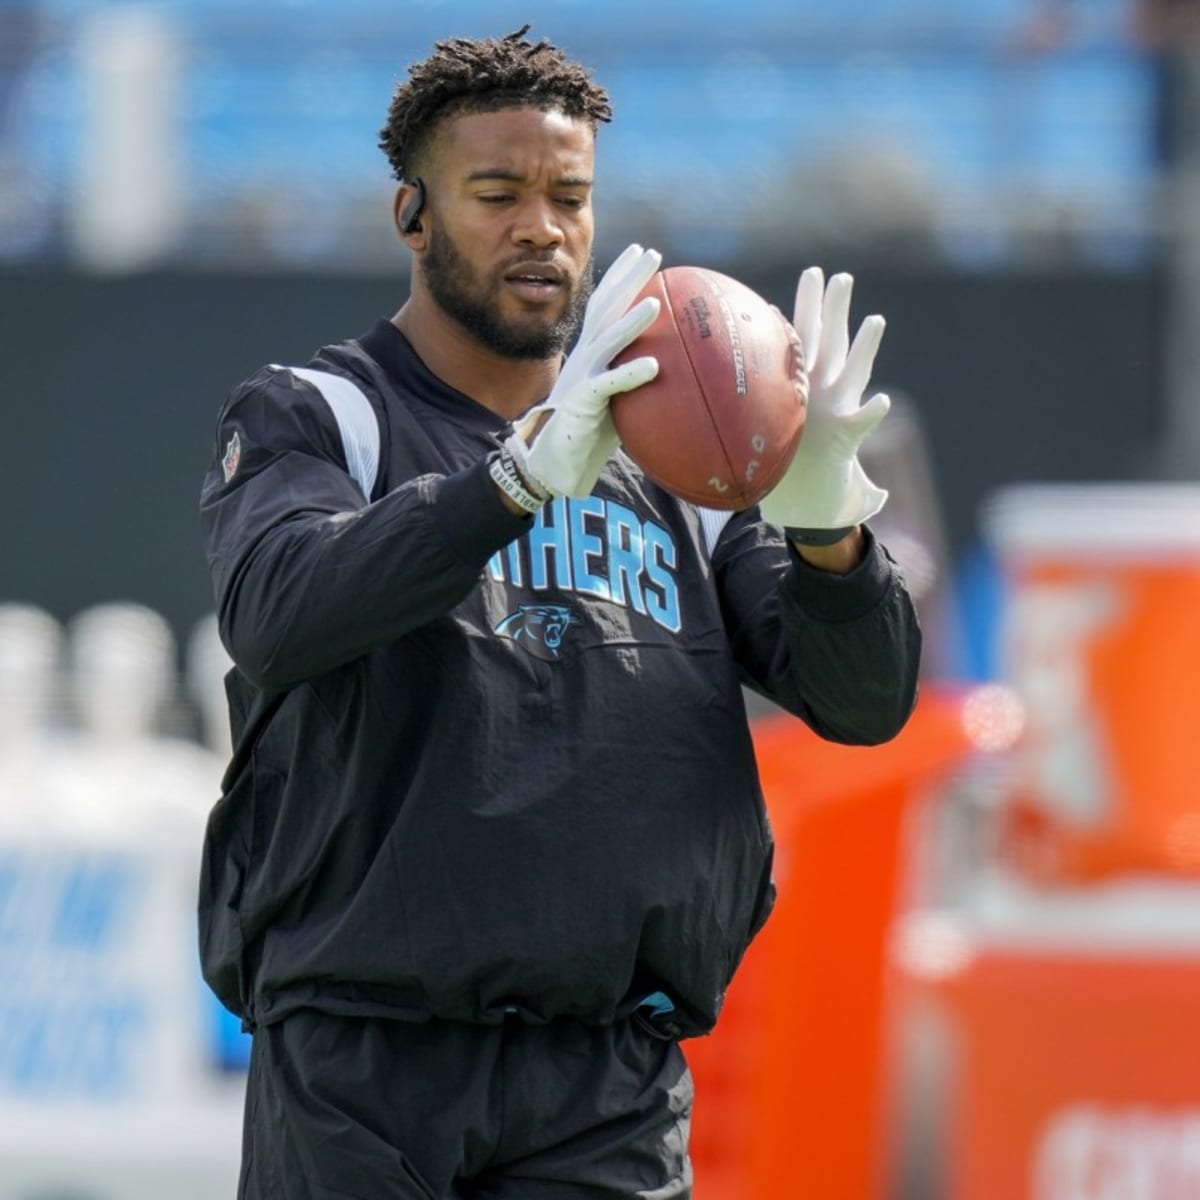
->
[221,430,242,483]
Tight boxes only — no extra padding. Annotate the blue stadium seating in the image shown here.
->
[8,0,1156,265]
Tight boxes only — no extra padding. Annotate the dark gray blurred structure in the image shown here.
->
[1135,0,1200,473]
[0,262,1162,665]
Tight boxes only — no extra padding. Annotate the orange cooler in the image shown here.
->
[890,890,1200,1200]
[984,484,1200,881]
[687,690,976,1200]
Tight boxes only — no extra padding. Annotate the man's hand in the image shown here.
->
[760,268,890,536]
[506,244,661,499]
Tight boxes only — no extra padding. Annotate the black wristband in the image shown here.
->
[784,525,856,546]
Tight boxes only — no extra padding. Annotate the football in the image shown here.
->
[610,265,807,510]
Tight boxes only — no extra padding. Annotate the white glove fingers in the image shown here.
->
[591,295,661,367]
[792,267,824,363]
[596,355,659,396]
[847,391,892,442]
[818,272,853,381]
[581,243,643,334]
[610,245,662,306]
[598,244,647,298]
[585,245,661,334]
[840,314,886,399]
[521,249,661,499]
[597,248,661,334]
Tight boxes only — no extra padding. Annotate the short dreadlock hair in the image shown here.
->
[378,26,613,182]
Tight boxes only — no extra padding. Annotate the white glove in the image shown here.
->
[759,268,890,535]
[507,244,662,499]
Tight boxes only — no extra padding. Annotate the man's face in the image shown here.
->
[415,106,597,360]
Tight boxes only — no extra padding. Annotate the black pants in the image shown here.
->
[239,1008,694,1199]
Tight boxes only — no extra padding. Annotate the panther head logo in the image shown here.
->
[495,604,575,661]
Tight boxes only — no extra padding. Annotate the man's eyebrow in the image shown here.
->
[464,169,593,187]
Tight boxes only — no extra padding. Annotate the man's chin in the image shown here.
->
[487,309,573,359]
[497,335,567,361]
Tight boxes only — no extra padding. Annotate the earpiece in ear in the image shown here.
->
[399,178,426,235]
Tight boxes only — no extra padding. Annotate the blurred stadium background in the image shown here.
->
[4,0,1200,1196]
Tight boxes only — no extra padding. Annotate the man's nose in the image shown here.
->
[513,197,564,247]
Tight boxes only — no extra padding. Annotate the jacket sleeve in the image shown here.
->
[711,515,922,745]
[199,367,530,692]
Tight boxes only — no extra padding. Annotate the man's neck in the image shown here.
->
[392,299,560,423]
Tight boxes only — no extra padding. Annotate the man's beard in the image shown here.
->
[423,226,592,360]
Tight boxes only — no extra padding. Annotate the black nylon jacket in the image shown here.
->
[198,318,921,1038]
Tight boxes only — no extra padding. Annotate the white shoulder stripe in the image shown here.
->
[697,506,733,557]
[271,365,380,500]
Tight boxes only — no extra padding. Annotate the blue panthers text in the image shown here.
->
[487,497,681,633]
